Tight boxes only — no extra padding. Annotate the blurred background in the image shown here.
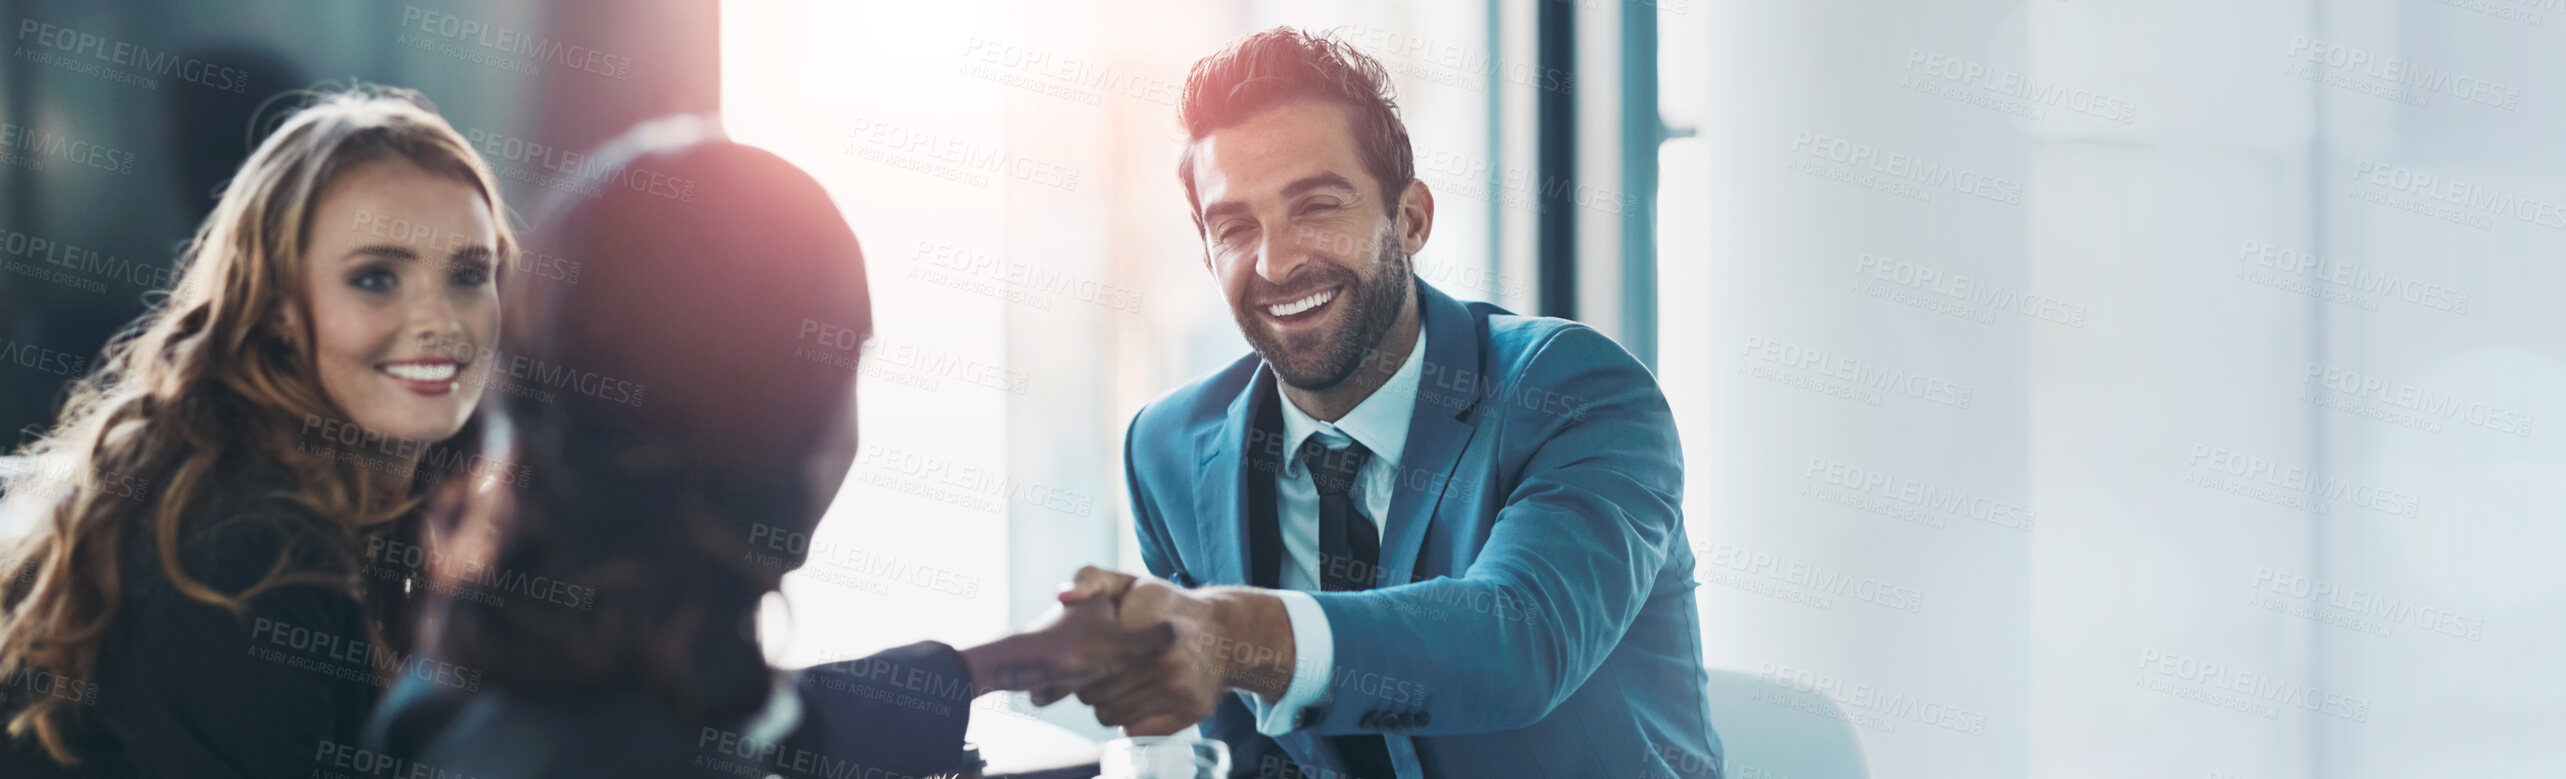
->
[3,0,2561,776]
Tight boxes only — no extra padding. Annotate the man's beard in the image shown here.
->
[1234,226,1412,392]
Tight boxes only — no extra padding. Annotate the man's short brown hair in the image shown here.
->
[1177,26,1415,229]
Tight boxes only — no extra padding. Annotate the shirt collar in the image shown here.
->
[740,671,803,748]
[1275,323,1426,476]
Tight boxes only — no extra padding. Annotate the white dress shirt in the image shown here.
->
[1252,326,1426,736]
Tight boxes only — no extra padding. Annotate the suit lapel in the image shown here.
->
[1379,282,1485,587]
[1191,367,1274,587]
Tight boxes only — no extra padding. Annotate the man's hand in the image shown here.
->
[1050,566,1298,736]
[1055,565,1139,607]
[1030,566,1141,706]
[958,591,1177,695]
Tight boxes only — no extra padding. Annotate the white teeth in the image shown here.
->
[382,363,458,382]
[1265,288,1337,318]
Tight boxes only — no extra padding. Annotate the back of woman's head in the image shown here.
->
[429,117,871,718]
[0,86,513,764]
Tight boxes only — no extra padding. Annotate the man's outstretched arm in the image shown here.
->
[1068,326,1685,737]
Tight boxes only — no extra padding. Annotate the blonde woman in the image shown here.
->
[0,88,515,777]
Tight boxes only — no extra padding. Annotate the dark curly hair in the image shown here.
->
[422,118,872,725]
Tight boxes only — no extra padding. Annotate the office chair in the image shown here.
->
[1702,667,1873,779]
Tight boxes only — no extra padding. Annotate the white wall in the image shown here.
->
[1659,1,2566,777]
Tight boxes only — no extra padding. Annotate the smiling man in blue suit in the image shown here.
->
[1058,27,1720,779]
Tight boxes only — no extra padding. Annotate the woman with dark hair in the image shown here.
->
[369,118,1168,778]
[0,88,518,777]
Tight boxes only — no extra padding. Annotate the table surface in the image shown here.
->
[966,703,1104,776]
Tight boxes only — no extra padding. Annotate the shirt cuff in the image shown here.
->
[1247,589,1335,737]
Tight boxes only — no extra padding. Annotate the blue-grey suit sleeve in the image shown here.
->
[1124,411,1192,586]
[1302,325,1685,735]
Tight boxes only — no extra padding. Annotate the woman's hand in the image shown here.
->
[959,589,1176,697]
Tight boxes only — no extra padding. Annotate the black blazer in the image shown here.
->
[367,641,976,779]
[0,460,404,778]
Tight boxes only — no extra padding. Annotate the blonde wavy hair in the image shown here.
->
[0,86,515,763]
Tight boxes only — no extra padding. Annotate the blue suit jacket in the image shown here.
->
[1124,281,1722,779]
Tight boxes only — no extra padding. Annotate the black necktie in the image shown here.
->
[1300,437,1398,779]
[1301,438,1379,592]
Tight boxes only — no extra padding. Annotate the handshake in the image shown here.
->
[957,567,1299,736]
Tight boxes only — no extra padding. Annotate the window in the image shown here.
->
[722,0,1500,735]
